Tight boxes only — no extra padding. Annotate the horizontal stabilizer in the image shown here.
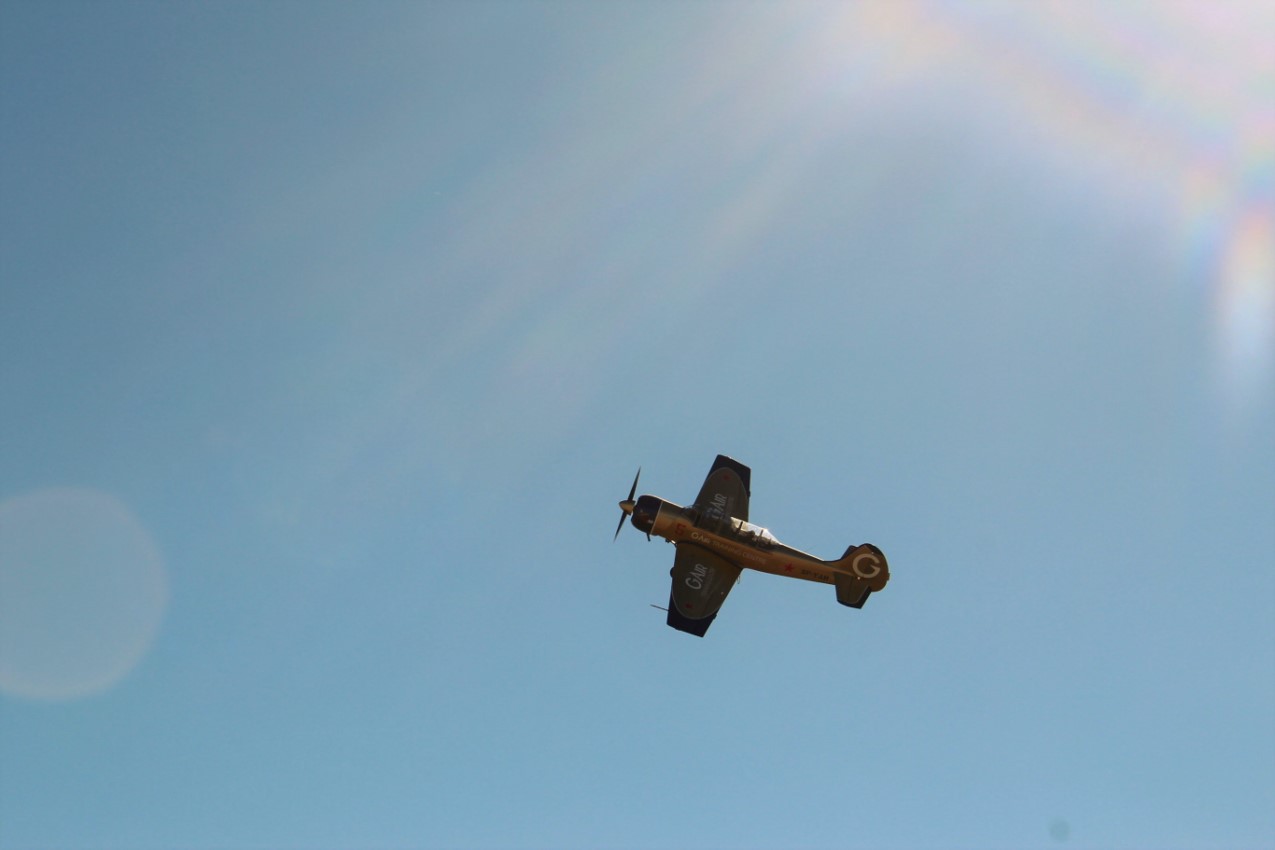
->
[835,579,873,609]
[831,543,888,608]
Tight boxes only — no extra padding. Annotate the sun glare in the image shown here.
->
[802,0,1274,409]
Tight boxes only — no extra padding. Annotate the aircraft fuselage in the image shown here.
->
[632,496,878,586]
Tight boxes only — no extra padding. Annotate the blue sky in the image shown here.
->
[1,2,1272,848]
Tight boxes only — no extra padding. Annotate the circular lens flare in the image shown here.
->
[0,489,168,701]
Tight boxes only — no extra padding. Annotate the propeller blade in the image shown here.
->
[613,467,642,542]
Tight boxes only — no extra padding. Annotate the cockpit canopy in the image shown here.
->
[729,517,778,545]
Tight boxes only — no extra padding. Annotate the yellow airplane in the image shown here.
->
[616,455,889,636]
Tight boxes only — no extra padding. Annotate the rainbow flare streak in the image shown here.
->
[795,1,1274,408]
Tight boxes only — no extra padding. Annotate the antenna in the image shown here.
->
[649,604,668,612]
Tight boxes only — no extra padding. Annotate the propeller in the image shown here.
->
[614,468,640,541]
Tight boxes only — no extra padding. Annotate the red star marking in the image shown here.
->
[783,563,795,572]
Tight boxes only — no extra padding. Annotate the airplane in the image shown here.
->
[614,455,889,637]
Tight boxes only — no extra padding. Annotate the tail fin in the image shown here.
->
[830,543,889,609]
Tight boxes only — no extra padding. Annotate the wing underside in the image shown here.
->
[666,543,741,637]
[693,454,750,523]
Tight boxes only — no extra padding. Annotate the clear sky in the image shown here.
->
[1,2,1272,848]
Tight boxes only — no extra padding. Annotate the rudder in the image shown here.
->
[831,543,888,608]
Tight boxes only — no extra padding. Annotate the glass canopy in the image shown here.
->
[729,517,778,545]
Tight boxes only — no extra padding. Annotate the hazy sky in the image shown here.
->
[2,2,1272,848]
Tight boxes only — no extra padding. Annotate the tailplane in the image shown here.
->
[830,543,889,609]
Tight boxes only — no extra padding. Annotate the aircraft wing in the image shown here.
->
[666,543,742,637]
[694,454,751,522]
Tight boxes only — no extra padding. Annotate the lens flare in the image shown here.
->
[812,0,1274,408]
[1216,202,1275,401]
[0,489,168,701]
